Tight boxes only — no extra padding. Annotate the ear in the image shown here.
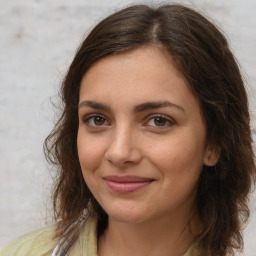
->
[204,145,220,166]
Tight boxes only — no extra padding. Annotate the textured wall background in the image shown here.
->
[0,0,255,255]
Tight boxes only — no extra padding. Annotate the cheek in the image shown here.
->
[77,132,105,175]
[77,135,104,198]
[147,132,205,177]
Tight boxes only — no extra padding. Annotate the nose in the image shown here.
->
[105,125,143,167]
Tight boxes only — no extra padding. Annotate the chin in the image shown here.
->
[106,207,147,224]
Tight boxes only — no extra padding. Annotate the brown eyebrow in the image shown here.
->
[79,100,111,111]
[134,101,185,112]
[78,100,184,113]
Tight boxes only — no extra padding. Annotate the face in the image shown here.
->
[77,47,216,225]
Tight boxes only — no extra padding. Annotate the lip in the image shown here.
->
[103,175,154,193]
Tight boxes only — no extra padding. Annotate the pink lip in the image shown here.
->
[103,175,154,193]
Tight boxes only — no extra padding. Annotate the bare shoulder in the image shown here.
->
[0,225,57,256]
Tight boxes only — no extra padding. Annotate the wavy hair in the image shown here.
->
[44,4,256,256]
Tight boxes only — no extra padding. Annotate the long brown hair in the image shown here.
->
[44,4,256,256]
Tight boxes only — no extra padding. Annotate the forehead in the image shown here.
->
[81,47,184,91]
[79,47,199,114]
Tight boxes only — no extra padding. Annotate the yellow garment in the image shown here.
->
[0,217,197,256]
[0,225,57,256]
[0,218,98,256]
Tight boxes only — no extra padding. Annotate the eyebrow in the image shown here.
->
[79,100,111,111]
[134,101,185,112]
[78,100,185,113]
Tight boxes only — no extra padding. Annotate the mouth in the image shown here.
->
[103,175,155,193]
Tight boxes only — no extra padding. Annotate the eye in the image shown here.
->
[83,115,109,127]
[146,115,174,127]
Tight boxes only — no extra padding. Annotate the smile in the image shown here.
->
[103,175,154,193]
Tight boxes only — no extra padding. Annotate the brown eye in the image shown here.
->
[145,115,174,128]
[93,116,105,126]
[84,115,108,127]
[153,117,167,126]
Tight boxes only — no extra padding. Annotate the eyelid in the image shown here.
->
[143,114,175,127]
[80,112,175,129]
[82,113,110,127]
[82,113,102,121]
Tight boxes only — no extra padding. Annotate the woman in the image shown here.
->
[1,4,255,256]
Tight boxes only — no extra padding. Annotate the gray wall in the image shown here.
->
[0,0,255,255]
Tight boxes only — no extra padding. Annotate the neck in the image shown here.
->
[98,212,200,256]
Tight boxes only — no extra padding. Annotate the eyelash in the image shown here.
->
[82,114,109,128]
[144,114,175,128]
[82,114,175,129]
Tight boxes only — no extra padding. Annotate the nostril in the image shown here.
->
[105,145,142,167]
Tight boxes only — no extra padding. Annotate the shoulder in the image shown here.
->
[68,216,98,255]
[184,242,199,256]
[0,217,98,256]
[0,225,57,256]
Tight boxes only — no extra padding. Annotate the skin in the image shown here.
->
[77,46,217,256]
